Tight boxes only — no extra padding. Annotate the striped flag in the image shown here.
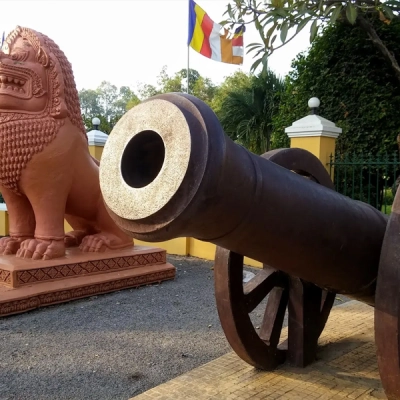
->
[188,0,245,65]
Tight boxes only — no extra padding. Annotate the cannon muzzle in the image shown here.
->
[100,93,387,305]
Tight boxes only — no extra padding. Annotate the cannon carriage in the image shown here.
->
[99,93,400,400]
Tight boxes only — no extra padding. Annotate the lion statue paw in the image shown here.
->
[16,238,65,261]
[0,236,29,255]
[79,233,132,253]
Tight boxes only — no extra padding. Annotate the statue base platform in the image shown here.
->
[0,245,175,317]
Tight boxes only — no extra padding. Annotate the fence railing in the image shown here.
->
[329,153,400,214]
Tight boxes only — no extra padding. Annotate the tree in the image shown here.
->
[115,86,139,115]
[217,69,284,154]
[97,81,118,123]
[79,88,103,129]
[223,0,400,82]
[125,96,141,111]
[136,66,217,105]
[211,70,252,113]
[191,76,218,104]
[179,68,200,93]
[158,66,184,93]
[78,81,139,133]
[271,19,400,155]
[136,83,161,101]
[79,88,102,117]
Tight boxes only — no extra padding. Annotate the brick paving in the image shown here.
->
[132,301,386,400]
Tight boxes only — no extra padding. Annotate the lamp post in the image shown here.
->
[92,117,100,131]
[308,97,320,115]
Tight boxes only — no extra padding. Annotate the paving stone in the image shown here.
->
[132,301,385,400]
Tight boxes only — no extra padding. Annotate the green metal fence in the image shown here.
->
[329,153,400,214]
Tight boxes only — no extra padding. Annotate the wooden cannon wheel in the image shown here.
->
[214,148,337,370]
[375,188,400,399]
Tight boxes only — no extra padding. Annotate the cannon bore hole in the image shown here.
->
[121,130,165,189]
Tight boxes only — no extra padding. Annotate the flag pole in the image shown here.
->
[187,0,190,94]
[187,45,190,94]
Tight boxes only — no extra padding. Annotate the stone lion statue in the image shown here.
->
[0,26,132,260]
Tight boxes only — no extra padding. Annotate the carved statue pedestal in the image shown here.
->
[0,245,175,317]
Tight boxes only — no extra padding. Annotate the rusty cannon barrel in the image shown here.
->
[100,93,387,305]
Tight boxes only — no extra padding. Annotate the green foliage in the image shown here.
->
[384,187,395,204]
[136,83,161,100]
[115,86,140,113]
[79,81,139,133]
[223,0,399,72]
[272,19,400,155]
[137,66,217,105]
[211,71,252,113]
[191,75,218,105]
[126,96,141,111]
[216,69,285,154]
[158,66,184,92]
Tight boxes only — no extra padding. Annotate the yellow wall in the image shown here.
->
[64,220,73,233]
[188,239,262,267]
[135,237,262,268]
[0,211,8,236]
[188,238,216,260]
[88,145,104,161]
[135,237,189,256]
[290,136,336,175]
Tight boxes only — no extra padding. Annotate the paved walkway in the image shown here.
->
[132,301,386,400]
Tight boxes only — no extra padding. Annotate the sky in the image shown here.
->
[0,0,312,92]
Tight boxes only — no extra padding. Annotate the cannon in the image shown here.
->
[99,93,400,400]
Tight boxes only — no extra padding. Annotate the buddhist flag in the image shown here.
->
[188,0,245,65]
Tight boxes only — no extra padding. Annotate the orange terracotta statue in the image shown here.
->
[0,26,132,260]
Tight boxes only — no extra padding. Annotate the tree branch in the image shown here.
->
[356,14,400,83]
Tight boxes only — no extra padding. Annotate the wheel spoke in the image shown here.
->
[259,286,289,346]
[318,291,336,336]
[244,268,281,313]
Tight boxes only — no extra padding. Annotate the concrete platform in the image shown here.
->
[0,245,175,317]
[132,301,386,400]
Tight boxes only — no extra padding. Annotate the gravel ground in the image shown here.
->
[0,255,349,400]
